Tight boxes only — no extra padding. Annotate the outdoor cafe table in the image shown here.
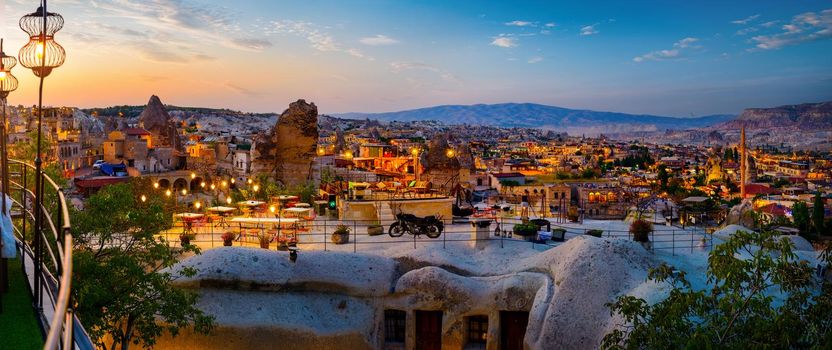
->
[229,217,300,241]
[238,200,265,207]
[207,206,236,227]
[282,207,311,218]
[174,213,204,236]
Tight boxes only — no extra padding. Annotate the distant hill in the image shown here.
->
[713,101,832,130]
[334,103,734,133]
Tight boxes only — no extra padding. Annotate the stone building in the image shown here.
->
[251,99,318,187]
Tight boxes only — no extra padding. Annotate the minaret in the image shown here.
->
[740,125,747,198]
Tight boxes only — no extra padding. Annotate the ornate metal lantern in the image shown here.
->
[0,39,18,99]
[19,4,65,77]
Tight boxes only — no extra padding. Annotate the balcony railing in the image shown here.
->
[6,159,93,350]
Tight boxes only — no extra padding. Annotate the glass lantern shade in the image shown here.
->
[19,37,64,77]
[0,40,17,98]
[19,6,64,37]
[18,5,65,77]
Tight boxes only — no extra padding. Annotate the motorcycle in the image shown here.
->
[388,213,444,239]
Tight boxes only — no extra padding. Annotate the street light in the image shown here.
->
[18,1,65,316]
[190,172,196,180]
[446,148,456,158]
[140,194,147,203]
[0,39,19,215]
[411,147,421,181]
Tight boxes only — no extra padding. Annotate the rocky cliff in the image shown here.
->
[138,95,181,150]
[252,99,319,187]
[715,101,832,130]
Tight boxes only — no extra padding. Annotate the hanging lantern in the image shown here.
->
[19,5,65,77]
[0,39,18,99]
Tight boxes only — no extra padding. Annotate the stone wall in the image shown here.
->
[252,100,318,187]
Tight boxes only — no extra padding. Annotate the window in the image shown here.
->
[384,309,406,343]
[467,315,488,348]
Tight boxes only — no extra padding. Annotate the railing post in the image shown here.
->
[353,220,356,253]
[323,219,327,252]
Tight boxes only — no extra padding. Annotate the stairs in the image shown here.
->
[376,202,395,226]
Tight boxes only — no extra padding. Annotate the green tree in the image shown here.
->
[723,148,733,161]
[602,229,832,349]
[72,181,214,350]
[656,165,669,191]
[793,201,811,236]
[813,193,825,236]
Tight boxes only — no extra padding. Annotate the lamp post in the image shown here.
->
[0,39,18,215]
[343,150,353,198]
[18,0,65,317]
[411,147,421,182]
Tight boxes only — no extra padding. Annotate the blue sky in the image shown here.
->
[1,0,830,117]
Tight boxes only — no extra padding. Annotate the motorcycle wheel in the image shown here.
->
[388,222,405,237]
[426,224,442,239]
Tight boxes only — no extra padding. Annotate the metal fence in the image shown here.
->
[6,159,94,350]
[162,214,714,256]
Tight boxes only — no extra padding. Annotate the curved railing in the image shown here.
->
[6,159,93,350]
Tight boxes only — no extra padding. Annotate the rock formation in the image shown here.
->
[157,237,658,350]
[715,101,832,130]
[138,95,181,150]
[251,99,319,187]
[422,133,460,171]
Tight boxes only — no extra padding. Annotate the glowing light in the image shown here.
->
[253,184,260,192]
[230,178,236,184]
[35,41,44,59]
[181,188,188,196]
[200,181,206,188]
[140,195,146,202]
[226,197,232,204]
[446,149,456,158]
[344,150,353,159]
[0,71,5,81]
[210,184,216,190]
[221,181,227,187]
[411,148,420,156]
[269,205,276,213]
[190,172,196,179]
[153,182,159,189]
[165,189,172,197]
[195,201,201,210]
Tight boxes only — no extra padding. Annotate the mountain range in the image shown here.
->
[335,103,735,134]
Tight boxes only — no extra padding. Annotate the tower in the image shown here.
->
[740,125,747,198]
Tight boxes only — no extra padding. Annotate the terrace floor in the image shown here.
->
[0,258,44,350]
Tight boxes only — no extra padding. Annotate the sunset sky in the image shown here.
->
[1,0,831,116]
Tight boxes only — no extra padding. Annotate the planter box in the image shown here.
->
[331,232,350,244]
[367,225,385,236]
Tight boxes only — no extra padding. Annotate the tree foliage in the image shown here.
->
[813,193,825,236]
[793,201,811,237]
[602,229,832,349]
[72,181,214,350]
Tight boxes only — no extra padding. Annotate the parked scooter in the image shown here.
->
[388,213,444,239]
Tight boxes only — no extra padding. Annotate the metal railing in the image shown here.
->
[6,159,93,350]
[161,214,714,256]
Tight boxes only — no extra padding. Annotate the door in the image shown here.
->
[415,310,443,350]
[500,311,529,350]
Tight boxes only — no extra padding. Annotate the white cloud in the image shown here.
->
[731,14,760,25]
[544,22,557,27]
[359,34,399,46]
[528,56,543,64]
[389,62,458,83]
[751,9,832,50]
[674,37,700,48]
[269,20,373,60]
[505,20,534,27]
[633,37,700,62]
[580,24,599,36]
[491,36,518,48]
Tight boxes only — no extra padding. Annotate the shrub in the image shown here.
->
[630,219,653,242]
[586,229,604,238]
[334,224,351,235]
[513,223,538,236]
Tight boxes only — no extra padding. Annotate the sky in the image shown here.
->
[0,0,831,117]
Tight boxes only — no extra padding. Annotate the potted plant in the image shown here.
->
[275,235,289,251]
[630,219,653,249]
[331,224,350,244]
[367,221,385,236]
[513,222,538,241]
[567,206,580,222]
[258,233,271,249]
[179,233,194,247]
[586,229,603,238]
[221,231,236,246]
